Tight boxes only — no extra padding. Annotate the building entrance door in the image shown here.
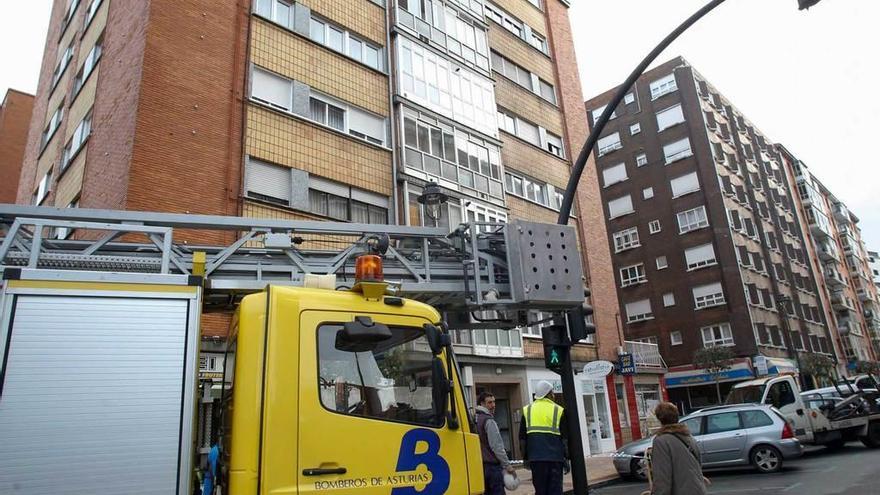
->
[476,383,520,458]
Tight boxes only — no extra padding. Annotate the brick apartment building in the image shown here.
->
[585,57,844,413]
[782,148,880,362]
[17,0,629,456]
[0,89,34,203]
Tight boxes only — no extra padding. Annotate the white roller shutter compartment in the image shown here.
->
[0,295,191,494]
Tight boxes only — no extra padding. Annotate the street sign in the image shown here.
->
[582,360,615,379]
[618,353,636,375]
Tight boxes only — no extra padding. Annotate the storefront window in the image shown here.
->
[635,384,661,434]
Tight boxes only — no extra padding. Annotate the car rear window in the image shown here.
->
[740,410,773,428]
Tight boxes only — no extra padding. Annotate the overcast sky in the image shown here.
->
[1,1,877,249]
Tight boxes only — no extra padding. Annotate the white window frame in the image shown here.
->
[648,219,661,234]
[33,171,51,205]
[663,293,676,307]
[650,73,678,100]
[591,104,616,124]
[656,256,668,270]
[630,123,641,135]
[642,187,654,200]
[625,299,654,323]
[620,264,647,287]
[677,205,709,234]
[602,162,628,188]
[701,322,735,347]
[670,331,683,346]
[670,171,700,198]
[310,16,384,71]
[685,243,718,271]
[693,282,726,310]
[636,153,648,167]
[656,103,685,131]
[624,92,635,105]
[664,137,693,164]
[608,195,634,219]
[598,132,622,156]
[613,227,640,253]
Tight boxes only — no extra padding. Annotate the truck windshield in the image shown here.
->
[725,385,765,405]
[317,323,440,427]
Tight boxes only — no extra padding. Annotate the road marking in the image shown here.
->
[781,482,803,492]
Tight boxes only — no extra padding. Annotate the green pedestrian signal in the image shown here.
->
[549,348,561,365]
[542,323,570,373]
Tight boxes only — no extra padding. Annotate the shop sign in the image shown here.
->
[582,360,615,379]
[618,353,636,375]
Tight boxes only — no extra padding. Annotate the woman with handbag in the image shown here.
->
[645,402,709,495]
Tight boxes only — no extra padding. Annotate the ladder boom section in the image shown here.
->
[0,205,585,328]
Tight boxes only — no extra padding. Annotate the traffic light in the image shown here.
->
[542,322,570,374]
[797,0,821,10]
[567,289,596,342]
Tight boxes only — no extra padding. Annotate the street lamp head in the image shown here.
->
[417,182,448,221]
[797,0,822,10]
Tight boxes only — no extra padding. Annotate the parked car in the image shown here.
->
[613,404,803,480]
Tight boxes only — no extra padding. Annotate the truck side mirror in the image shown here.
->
[423,323,450,355]
[335,316,392,352]
[432,357,449,426]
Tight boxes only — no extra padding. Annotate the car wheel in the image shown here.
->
[631,457,648,481]
[751,445,783,474]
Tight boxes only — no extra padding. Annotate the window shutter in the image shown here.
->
[246,159,291,204]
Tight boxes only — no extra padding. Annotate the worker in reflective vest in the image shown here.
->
[519,380,569,495]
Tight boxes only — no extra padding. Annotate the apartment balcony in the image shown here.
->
[830,291,849,310]
[832,202,851,224]
[824,266,847,287]
[857,288,873,303]
[624,341,667,371]
[837,318,856,336]
[816,240,840,262]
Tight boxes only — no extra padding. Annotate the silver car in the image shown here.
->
[613,404,803,480]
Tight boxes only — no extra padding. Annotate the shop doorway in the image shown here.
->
[580,380,615,454]
[476,383,520,458]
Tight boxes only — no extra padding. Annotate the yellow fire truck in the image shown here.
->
[0,205,586,494]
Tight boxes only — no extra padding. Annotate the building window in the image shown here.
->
[490,51,556,104]
[60,0,81,35]
[84,0,103,27]
[486,2,547,55]
[636,153,648,167]
[656,256,668,270]
[642,187,654,200]
[546,132,565,158]
[608,195,634,219]
[630,123,641,135]
[526,0,543,10]
[256,0,294,29]
[505,171,560,210]
[53,198,79,240]
[602,162,627,187]
[613,227,640,252]
[624,92,635,104]
[40,105,64,150]
[401,38,497,137]
[663,293,676,307]
[693,282,726,310]
[598,132,622,156]
[251,67,293,111]
[620,264,647,287]
[309,17,383,71]
[591,105,616,125]
[497,108,539,146]
[33,171,52,205]
[403,108,503,199]
[677,205,709,234]
[625,299,653,323]
[685,243,717,270]
[72,34,103,96]
[650,73,678,100]
[656,103,685,131]
[60,111,93,171]
[310,97,346,131]
[701,322,734,347]
[663,137,693,164]
[51,42,74,89]
[648,220,661,234]
[670,331,683,345]
[670,171,700,198]
[397,0,490,72]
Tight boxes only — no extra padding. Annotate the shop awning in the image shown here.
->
[754,356,798,376]
[665,360,754,388]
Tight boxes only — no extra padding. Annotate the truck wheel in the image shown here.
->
[631,458,649,481]
[860,422,880,448]
[751,445,783,474]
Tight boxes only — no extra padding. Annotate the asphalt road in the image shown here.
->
[591,444,880,495]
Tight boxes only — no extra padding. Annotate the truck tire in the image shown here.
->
[751,445,783,474]
[860,422,880,448]
[825,438,846,450]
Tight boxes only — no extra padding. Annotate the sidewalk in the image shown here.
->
[507,456,620,494]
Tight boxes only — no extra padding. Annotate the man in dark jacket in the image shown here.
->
[475,392,514,495]
[519,380,568,495]
[649,402,708,495]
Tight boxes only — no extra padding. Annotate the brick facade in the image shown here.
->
[0,90,34,204]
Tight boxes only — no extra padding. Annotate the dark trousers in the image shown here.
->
[483,463,505,495]
[530,461,563,495]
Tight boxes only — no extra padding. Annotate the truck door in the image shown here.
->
[764,379,811,441]
[296,311,470,494]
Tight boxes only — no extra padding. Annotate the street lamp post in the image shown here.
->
[553,2,822,493]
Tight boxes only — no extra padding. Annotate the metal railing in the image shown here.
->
[625,341,667,369]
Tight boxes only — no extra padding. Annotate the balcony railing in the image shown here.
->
[824,267,846,287]
[625,341,667,370]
